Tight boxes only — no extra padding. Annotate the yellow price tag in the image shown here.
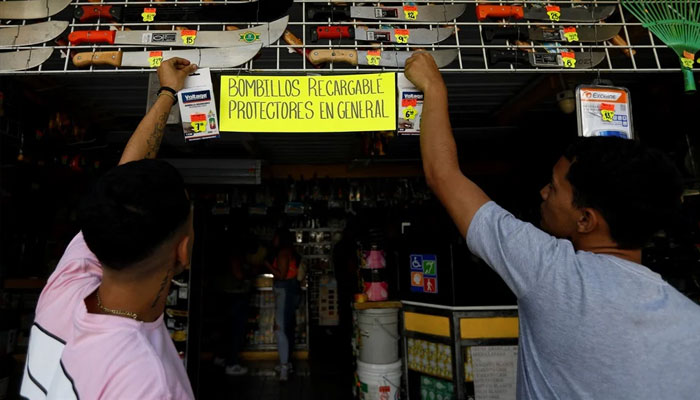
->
[148,51,163,68]
[563,27,579,43]
[681,57,694,69]
[403,105,417,120]
[181,30,197,45]
[601,109,615,122]
[142,7,156,22]
[191,120,206,132]
[600,103,615,122]
[546,6,561,22]
[681,50,696,68]
[190,113,207,133]
[366,50,381,66]
[394,29,409,44]
[561,51,576,69]
[403,5,418,20]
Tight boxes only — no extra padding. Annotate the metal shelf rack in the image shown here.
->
[0,0,690,74]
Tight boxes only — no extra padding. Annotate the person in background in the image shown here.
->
[20,58,198,399]
[404,52,700,399]
[212,234,253,376]
[265,228,301,382]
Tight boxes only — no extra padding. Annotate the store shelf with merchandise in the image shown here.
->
[401,301,519,400]
[1,1,690,75]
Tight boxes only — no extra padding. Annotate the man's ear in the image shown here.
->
[576,208,599,234]
[175,235,191,272]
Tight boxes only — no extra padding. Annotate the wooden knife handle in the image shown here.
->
[308,49,358,65]
[68,30,116,45]
[72,51,123,68]
[74,5,122,22]
[476,5,523,21]
[283,30,322,67]
[610,34,636,57]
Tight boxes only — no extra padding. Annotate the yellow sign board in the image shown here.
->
[219,73,396,132]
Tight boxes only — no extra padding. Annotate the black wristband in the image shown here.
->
[157,86,178,103]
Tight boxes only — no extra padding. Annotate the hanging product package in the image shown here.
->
[576,85,634,139]
[178,68,220,141]
[397,72,424,135]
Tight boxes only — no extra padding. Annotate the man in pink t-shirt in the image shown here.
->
[20,58,198,400]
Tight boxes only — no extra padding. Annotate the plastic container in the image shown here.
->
[358,308,399,364]
[357,359,402,400]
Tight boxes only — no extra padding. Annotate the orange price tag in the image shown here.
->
[600,103,615,121]
[394,29,410,44]
[563,27,579,42]
[142,7,156,22]
[190,113,207,133]
[403,5,418,20]
[366,49,381,66]
[402,98,418,107]
[180,29,197,45]
[561,51,576,68]
[546,5,561,21]
[148,51,163,68]
[681,50,695,69]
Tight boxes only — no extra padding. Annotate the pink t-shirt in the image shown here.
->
[20,232,195,400]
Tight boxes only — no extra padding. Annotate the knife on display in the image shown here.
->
[68,16,287,48]
[308,4,465,22]
[313,26,453,45]
[308,49,458,68]
[1,21,68,47]
[488,50,606,69]
[482,25,622,43]
[0,48,53,71]
[75,0,291,23]
[476,4,615,22]
[72,44,262,68]
[0,0,72,20]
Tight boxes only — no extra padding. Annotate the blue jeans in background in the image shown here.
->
[274,279,300,365]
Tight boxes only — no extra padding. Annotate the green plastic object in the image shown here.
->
[621,0,700,93]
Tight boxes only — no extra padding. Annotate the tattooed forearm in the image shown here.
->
[145,110,169,159]
[151,268,171,308]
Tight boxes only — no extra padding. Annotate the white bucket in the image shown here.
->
[358,308,399,364]
[357,359,402,400]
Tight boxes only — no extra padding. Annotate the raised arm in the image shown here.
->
[119,58,198,165]
[404,52,490,238]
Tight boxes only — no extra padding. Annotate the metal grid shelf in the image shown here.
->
[0,0,690,75]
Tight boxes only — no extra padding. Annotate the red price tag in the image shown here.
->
[394,28,410,43]
[546,5,561,21]
[403,5,418,20]
[180,29,197,45]
[190,113,207,133]
[402,98,418,107]
[681,50,696,68]
[366,49,381,66]
[561,51,576,68]
[142,7,156,22]
[600,103,615,121]
[563,26,579,42]
[148,51,163,68]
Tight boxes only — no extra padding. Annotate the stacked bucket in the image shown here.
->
[357,307,402,400]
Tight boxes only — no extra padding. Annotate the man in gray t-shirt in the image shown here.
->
[404,53,700,399]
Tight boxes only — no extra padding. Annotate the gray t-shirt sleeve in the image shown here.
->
[466,201,576,299]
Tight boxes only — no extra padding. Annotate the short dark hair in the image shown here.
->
[563,137,682,249]
[79,159,190,270]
